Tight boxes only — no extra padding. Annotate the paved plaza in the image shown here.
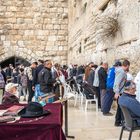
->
[67,102,140,140]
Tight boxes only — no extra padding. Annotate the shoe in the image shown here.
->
[114,122,122,127]
[103,112,113,116]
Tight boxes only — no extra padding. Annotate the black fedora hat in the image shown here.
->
[18,102,51,118]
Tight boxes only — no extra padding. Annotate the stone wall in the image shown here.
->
[68,0,140,74]
[0,0,68,64]
[68,0,96,65]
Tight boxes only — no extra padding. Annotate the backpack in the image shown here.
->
[20,75,28,87]
[106,67,115,89]
[0,73,5,88]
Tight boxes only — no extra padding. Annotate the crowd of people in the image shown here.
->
[1,59,140,127]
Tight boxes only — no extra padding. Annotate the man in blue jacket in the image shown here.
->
[102,61,122,116]
[119,81,140,125]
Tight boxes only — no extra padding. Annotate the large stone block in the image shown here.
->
[37,36,46,40]
[47,41,55,46]
[24,19,33,24]
[50,8,57,13]
[49,30,58,35]
[58,30,67,35]
[1,36,6,41]
[17,41,24,47]
[57,36,66,41]
[45,24,53,30]
[48,36,57,41]
[57,8,64,13]
[24,30,34,36]
[48,2,54,8]
[3,41,11,47]
[54,25,60,30]
[0,6,6,12]
[61,25,67,29]
[5,12,15,18]
[8,6,18,12]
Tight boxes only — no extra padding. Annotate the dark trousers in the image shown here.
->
[94,87,101,108]
[27,81,34,102]
[102,88,114,113]
[115,99,124,124]
[100,89,106,111]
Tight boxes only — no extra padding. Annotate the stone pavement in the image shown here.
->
[66,102,140,140]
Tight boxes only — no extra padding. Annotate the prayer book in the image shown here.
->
[3,105,24,116]
[0,116,15,123]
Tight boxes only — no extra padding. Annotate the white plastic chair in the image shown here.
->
[76,84,84,105]
[85,95,98,112]
[78,84,98,112]
[63,83,76,105]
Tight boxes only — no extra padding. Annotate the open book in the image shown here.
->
[0,116,15,123]
[3,105,24,116]
[38,93,55,101]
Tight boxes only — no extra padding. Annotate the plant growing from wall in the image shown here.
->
[95,15,119,43]
[95,0,119,44]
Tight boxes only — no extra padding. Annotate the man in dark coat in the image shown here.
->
[98,62,108,111]
[38,60,55,94]
[33,59,44,86]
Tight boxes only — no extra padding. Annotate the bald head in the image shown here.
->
[44,60,52,69]
[102,62,108,70]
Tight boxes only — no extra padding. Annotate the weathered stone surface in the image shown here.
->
[3,41,10,47]
[48,36,57,41]
[68,0,140,73]
[2,0,139,69]
[0,0,68,65]
[1,36,6,41]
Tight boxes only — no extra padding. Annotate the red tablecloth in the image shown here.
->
[0,103,66,140]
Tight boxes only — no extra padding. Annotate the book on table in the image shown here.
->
[38,93,55,101]
[3,105,24,116]
[0,116,15,123]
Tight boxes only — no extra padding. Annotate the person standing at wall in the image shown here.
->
[17,68,28,101]
[93,62,102,108]
[113,59,130,126]
[25,62,38,102]
[98,62,108,111]
[102,61,122,116]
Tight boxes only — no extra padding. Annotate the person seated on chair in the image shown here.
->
[118,81,140,125]
[2,83,19,105]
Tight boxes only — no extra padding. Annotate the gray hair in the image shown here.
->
[124,81,136,90]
